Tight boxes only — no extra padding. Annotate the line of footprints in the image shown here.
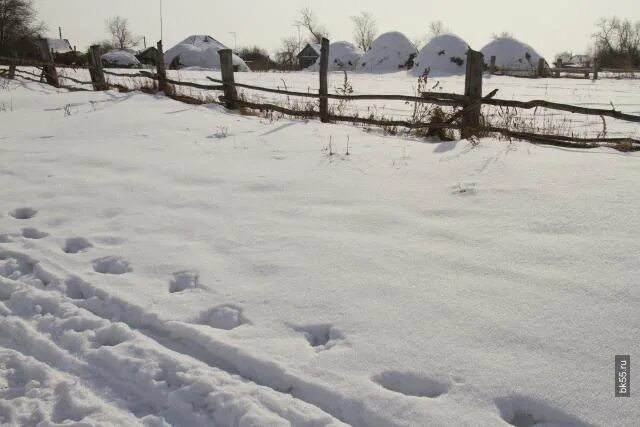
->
[2,207,570,427]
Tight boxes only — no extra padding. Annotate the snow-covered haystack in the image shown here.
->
[101,50,141,68]
[480,37,541,69]
[164,35,250,71]
[307,41,364,71]
[357,32,417,73]
[411,34,470,77]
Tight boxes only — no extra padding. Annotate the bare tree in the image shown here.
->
[492,31,514,40]
[296,7,329,43]
[592,17,640,67]
[429,20,446,38]
[0,0,45,53]
[351,12,377,51]
[106,16,139,50]
[275,36,299,67]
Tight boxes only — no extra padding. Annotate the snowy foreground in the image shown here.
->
[0,80,639,426]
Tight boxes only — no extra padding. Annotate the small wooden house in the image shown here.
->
[136,47,158,66]
[297,43,321,69]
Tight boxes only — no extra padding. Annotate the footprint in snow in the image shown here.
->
[63,237,93,254]
[495,395,591,427]
[293,323,345,352]
[373,371,450,398]
[169,271,201,293]
[197,305,249,330]
[92,256,132,275]
[22,228,49,239]
[10,207,38,220]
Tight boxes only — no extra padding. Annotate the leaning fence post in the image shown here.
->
[219,49,238,109]
[37,39,59,87]
[8,61,16,79]
[462,49,484,139]
[156,40,167,93]
[537,58,546,78]
[88,45,107,91]
[489,55,496,74]
[319,37,330,123]
[592,57,599,81]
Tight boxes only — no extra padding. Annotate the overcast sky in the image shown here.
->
[34,0,639,59]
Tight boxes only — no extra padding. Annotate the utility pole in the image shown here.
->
[59,26,62,39]
[143,36,147,49]
[159,0,164,41]
[293,24,301,54]
[229,32,237,51]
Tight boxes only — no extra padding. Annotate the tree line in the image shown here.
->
[0,1,638,70]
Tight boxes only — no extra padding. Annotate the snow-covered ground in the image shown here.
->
[0,78,639,426]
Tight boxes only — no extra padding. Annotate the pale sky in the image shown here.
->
[34,0,640,60]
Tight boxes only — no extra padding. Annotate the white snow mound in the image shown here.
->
[357,31,417,73]
[480,37,542,69]
[307,41,364,72]
[101,50,141,68]
[412,34,470,77]
[164,35,250,72]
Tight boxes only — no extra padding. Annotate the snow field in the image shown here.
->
[0,77,639,426]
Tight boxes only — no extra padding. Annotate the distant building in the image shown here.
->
[297,43,321,69]
[136,47,158,66]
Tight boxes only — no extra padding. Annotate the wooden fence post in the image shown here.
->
[537,58,546,78]
[219,49,238,109]
[88,45,107,91]
[462,49,484,139]
[8,61,16,79]
[489,56,496,74]
[156,40,167,93]
[592,57,599,81]
[319,37,330,123]
[37,39,59,87]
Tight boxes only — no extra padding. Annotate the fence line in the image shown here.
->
[1,42,639,151]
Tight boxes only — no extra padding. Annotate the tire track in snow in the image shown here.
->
[0,249,346,426]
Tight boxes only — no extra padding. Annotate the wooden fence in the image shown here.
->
[488,55,640,80]
[1,40,639,151]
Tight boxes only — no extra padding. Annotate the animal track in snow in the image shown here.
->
[495,395,590,427]
[91,256,132,275]
[373,371,449,398]
[197,305,248,330]
[63,237,93,254]
[22,228,49,239]
[92,323,134,347]
[294,324,344,351]
[169,271,201,293]
[10,207,38,220]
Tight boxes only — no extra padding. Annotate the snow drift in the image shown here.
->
[412,34,470,77]
[480,37,542,69]
[307,41,364,72]
[101,50,141,68]
[357,31,417,73]
[164,35,250,71]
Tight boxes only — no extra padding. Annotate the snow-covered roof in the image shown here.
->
[307,41,364,71]
[357,32,417,73]
[412,34,470,77]
[164,35,250,72]
[481,37,541,69]
[101,50,141,67]
[45,39,72,54]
